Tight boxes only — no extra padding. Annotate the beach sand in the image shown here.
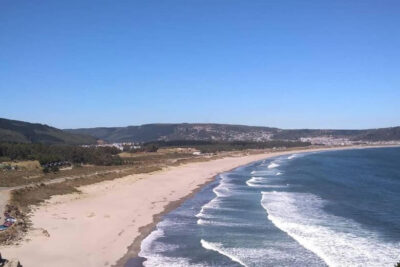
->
[0,146,385,267]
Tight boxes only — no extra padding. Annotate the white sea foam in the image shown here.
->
[196,173,241,218]
[212,173,243,198]
[261,191,400,267]
[143,255,204,267]
[246,177,286,189]
[249,170,274,176]
[196,198,239,218]
[200,239,248,266]
[267,162,280,169]
[195,198,234,218]
[200,239,317,266]
[212,180,232,197]
[276,172,283,176]
[140,225,207,266]
[288,153,306,160]
[245,176,264,186]
[197,218,251,227]
[142,253,206,267]
[140,228,164,253]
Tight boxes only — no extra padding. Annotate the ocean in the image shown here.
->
[130,147,400,267]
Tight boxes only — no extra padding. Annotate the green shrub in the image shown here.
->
[50,166,59,173]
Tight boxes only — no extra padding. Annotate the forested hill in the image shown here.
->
[0,118,96,145]
[2,118,398,144]
[66,123,400,143]
[66,124,278,143]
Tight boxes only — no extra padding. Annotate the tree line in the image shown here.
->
[144,140,311,153]
[0,140,312,166]
[0,143,123,166]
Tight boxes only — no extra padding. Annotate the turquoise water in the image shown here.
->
[129,147,400,266]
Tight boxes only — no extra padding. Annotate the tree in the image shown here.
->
[144,144,158,152]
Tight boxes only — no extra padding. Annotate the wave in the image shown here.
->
[140,224,207,266]
[246,177,286,189]
[143,256,204,267]
[197,218,251,227]
[142,253,205,267]
[196,174,232,220]
[200,239,247,267]
[195,199,218,218]
[249,170,276,176]
[213,183,231,198]
[288,153,305,160]
[195,199,238,218]
[245,177,264,186]
[261,191,400,266]
[140,228,165,254]
[276,172,283,176]
[212,175,235,198]
[267,162,280,169]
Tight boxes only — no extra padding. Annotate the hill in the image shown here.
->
[66,123,278,143]
[0,118,97,145]
[66,123,400,143]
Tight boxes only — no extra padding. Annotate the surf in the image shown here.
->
[267,162,280,169]
[261,191,400,267]
[200,239,247,267]
[246,177,286,188]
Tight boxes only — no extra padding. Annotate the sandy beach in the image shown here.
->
[0,146,388,267]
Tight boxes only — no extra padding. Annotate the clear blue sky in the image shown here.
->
[1,0,399,129]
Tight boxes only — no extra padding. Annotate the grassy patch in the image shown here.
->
[11,184,80,212]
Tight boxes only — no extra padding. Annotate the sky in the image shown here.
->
[1,0,399,129]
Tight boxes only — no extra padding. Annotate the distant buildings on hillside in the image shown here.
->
[300,136,400,146]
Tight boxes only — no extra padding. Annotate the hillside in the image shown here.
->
[273,127,400,141]
[66,123,400,143]
[66,124,278,143]
[0,118,97,145]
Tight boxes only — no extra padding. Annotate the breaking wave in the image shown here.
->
[200,239,247,266]
[267,162,280,169]
[246,177,285,188]
[261,191,400,266]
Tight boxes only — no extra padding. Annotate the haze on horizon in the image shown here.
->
[1,0,399,130]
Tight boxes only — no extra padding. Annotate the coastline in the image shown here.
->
[0,145,397,267]
[116,144,400,267]
[114,173,216,267]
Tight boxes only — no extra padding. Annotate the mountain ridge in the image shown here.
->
[65,123,400,143]
[1,118,399,145]
[0,118,97,145]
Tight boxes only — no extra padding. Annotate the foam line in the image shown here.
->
[246,177,285,188]
[201,239,247,267]
[261,191,400,266]
[267,162,280,169]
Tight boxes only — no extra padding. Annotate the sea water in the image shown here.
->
[128,147,400,267]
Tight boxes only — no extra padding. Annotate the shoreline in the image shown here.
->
[115,144,399,267]
[114,173,217,267]
[0,145,397,267]
[118,144,400,267]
